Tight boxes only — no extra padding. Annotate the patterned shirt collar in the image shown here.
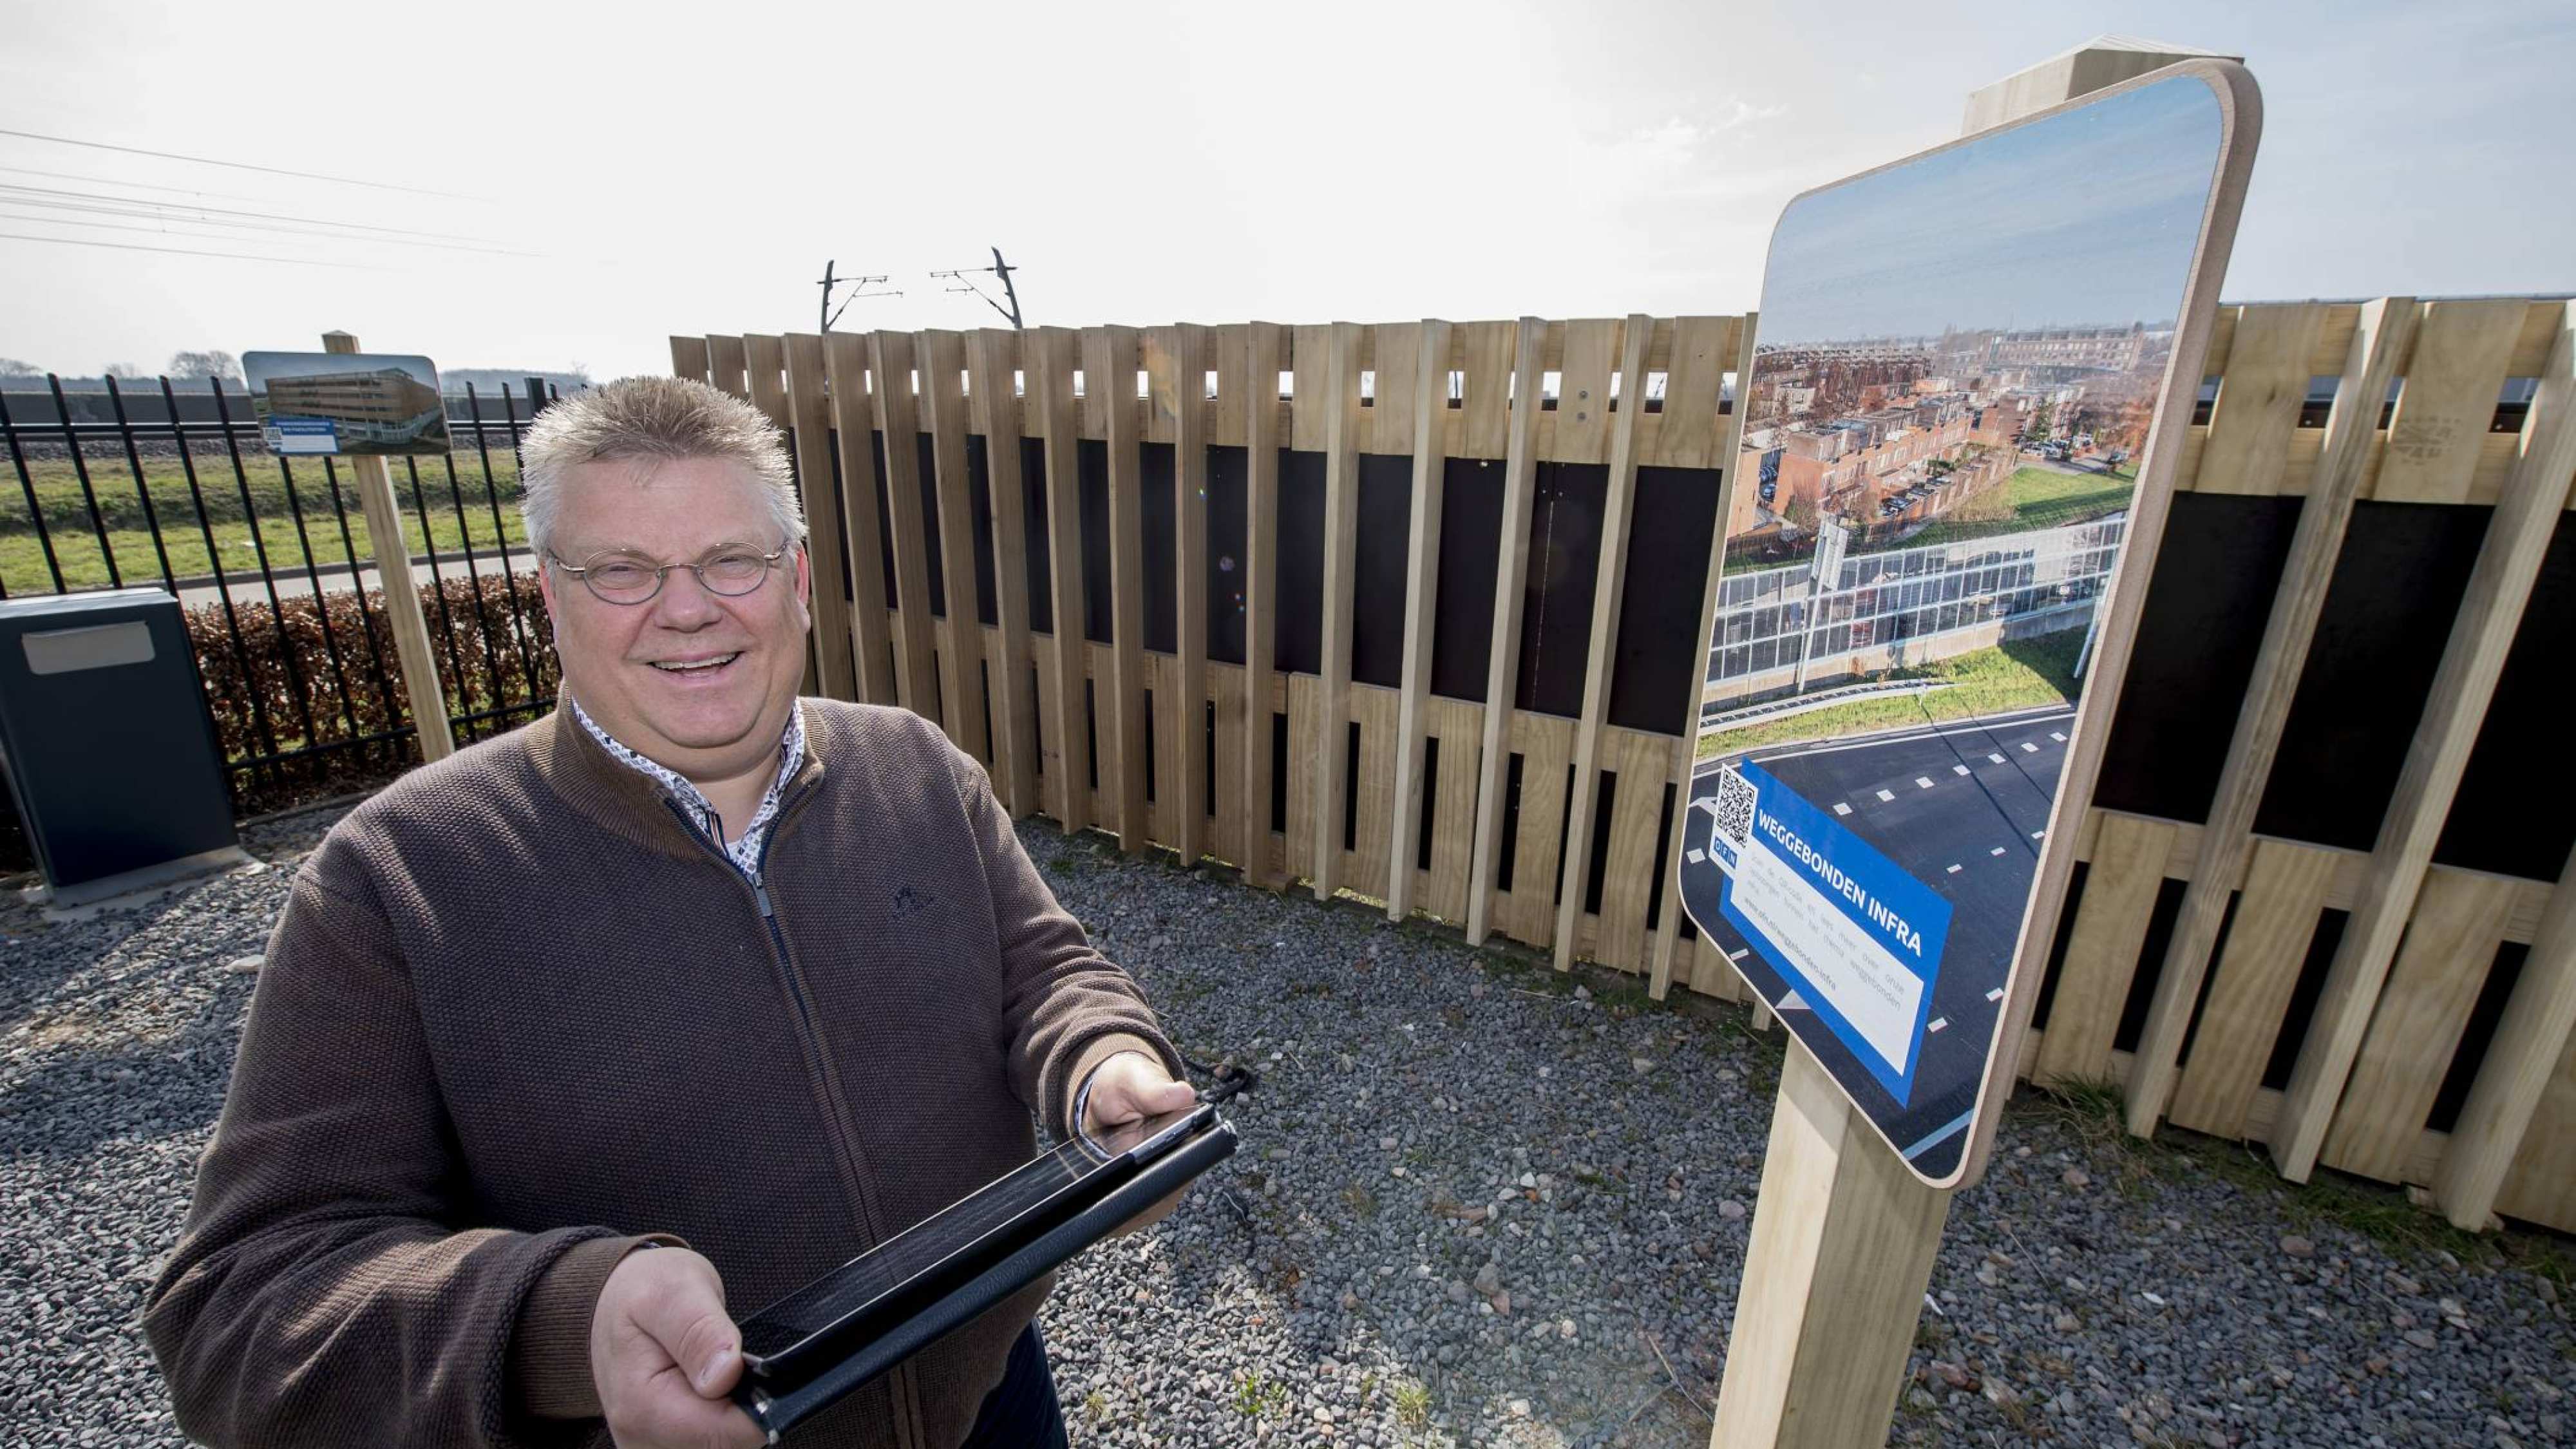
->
[569,697,806,880]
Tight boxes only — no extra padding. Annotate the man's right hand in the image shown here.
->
[590,1245,768,1449]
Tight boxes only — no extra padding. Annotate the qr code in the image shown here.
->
[1713,767,1756,854]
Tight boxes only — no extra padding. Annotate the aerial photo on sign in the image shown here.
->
[1676,71,2237,1185]
[242,350,450,457]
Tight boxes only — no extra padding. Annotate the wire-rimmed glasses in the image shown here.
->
[546,541,792,605]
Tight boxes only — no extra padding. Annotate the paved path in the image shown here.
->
[162,551,538,612]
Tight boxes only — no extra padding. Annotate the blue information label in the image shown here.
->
[1714,761,1952,1103]
[264,416,340,456]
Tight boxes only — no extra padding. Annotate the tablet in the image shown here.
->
[732,1103,1237,1440]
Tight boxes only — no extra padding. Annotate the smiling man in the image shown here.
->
[145,376,1195,1449]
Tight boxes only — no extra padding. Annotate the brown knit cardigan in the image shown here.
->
[144,699,1182,1448]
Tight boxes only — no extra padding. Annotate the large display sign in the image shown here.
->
[1677,64,2255,1187]
[242,350,450,457]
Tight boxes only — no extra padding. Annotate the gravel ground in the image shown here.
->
[3,806,2570,1448]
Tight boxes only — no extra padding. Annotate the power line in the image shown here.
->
[0,127,491,202]
[0,189,536,256]
[0,162,266,204]
[0,231,385,269]
[0,209,455,260]
[0,182,517,248]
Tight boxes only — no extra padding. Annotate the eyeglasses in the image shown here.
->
[546,542,792,605]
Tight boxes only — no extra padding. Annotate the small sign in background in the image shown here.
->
[242,350,449,457]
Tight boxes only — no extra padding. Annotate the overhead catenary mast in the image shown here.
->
[928,247,1024,330]
[816,260,901,334]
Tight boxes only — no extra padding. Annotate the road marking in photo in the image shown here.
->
[1686,848,1706,864]
[1990,846,2007,856]
[1915,776,1935,789]
[1725,948,1748,963]
[1927,1017,1949,1033]
[1833,802,1852,816]
[1876,788,1895,802]
[2020,742,2039,753]
[2031,830,2046,839]
[1946,864,1962,874]
[1902,1110,1976,1162]
[1985,987,2005,1001]
[2049,731,2067,742]
[1952,764,1971,775]
[1988,752,2005,764]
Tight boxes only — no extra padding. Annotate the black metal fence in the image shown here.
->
[0,373,572,867]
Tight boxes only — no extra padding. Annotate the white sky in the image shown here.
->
[1,0,2567,382]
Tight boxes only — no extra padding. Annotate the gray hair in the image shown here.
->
[518,375,807,558]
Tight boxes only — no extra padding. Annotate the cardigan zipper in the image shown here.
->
[658,783,924,1449]
[659,794,821,1037]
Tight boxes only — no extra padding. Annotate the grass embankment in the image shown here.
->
[2,450,529,593]
[1899,464,2134,550]
[1698,627,2083,760]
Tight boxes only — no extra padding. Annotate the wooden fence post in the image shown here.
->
[1647,314,1757,999]
[1029,326,1090,833]
[918,328,989,761]
[781,333,858,703]
[1094,325,1150,853]
[1168,323,1213,868]
[968,328,1039,817]
[1240,323,1287,887]
[1386,319,1452,922]
[822,332,898,705]
[2436,842,2576,1229]
[2121,296,2418,1137]
[1463,318,1547,945]
[321,330,453,762]
[1310,322,1363,900]
[1551,315,1653,968]
[2272,299,2576,1179]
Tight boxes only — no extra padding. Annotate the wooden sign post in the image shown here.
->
[1709,1043,1954,1444]
[1700,41,2257,1446]
[320,330,455,762]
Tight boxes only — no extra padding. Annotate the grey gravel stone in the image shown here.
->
[6,810,2573,1448]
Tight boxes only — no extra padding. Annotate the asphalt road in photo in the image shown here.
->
[1678,703,2074,1179]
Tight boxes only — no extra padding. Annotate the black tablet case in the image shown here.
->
[734,1116,1237,1441]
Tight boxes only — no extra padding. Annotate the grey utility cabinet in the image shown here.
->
[0,589,242,907]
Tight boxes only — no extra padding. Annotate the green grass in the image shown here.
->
[3,450,528,594]
[1390,1378,1432,1432]
[1231,1370,1290,1419]
[1897,466,2133,550]
[2014,1079,2576,1278]
[1698,628,2083,760]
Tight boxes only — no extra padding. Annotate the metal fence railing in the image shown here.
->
[0,372,570,840]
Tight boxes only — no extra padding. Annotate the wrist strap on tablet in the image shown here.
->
[1180,1052,1260,1104]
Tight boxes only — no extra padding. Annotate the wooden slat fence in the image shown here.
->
[672,298,2575,1234]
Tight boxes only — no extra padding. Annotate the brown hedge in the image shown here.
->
[185,573,562,811]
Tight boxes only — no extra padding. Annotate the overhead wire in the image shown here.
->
[0,208,431,258]
[0,162,267,204]
[0,181,522,250]
[0,127,493,202]
[0,196,535,258]
[0,231,384,269]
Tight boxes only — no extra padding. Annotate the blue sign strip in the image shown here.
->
[1719,760,1952,1104]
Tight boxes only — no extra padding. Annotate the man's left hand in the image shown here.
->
[1081,1052,1199,1138]
[1082,1052,1201,1236]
